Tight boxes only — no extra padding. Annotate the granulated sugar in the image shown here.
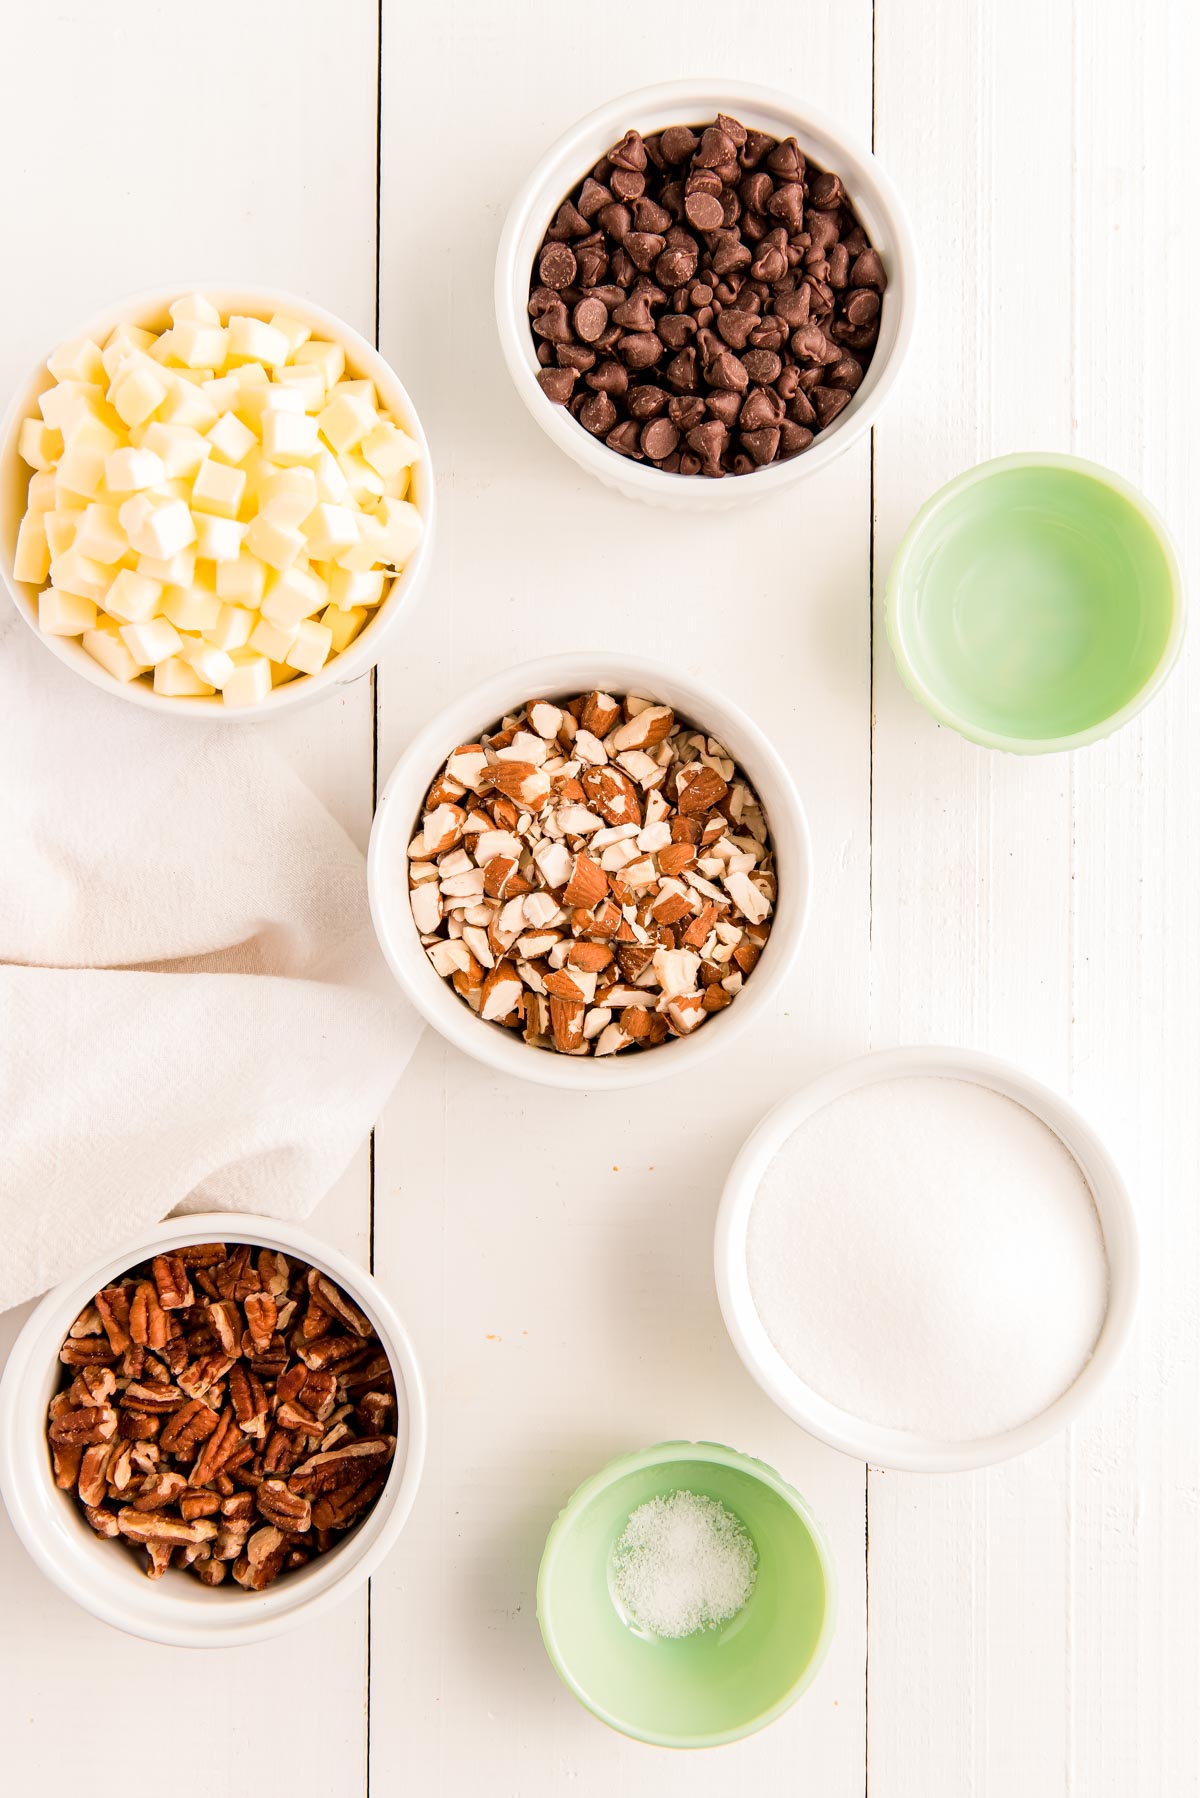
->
[746,1076,1109,1441]
[611,1491,757,1638]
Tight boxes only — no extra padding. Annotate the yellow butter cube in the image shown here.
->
[274,365,326,411]
[39,381,108,437]
[193,513,246,562]
[180,635,235,688]
[119,494,196,560]
[170,294,221,327]
[260,467,317,528]
[162,578,221,632]
[120,615,182,666]
[321,602,367,653]
[313,447,349,503]
[221,652,272,708]
[105,445,166,492]
[43,508,83,559]
[73,503,127,564]
[105,569,164,623]
[101,324,156,381]
[371,498,423,569]
[260,564,326,629]
[171,321,229,370]
[26,469,58,513]
[336,451,384,504]
[13,514,50,585]
[361,421,421,480]
[111,361,168,429]
[245,513,304,570]
[55,443,109,501]
[40,586,97,635]
[249,613,299,660]
[48,548,112,603]
[269,312,313,355]
[327,566,385,610]
[294,339,345,389]
[47,337,106,386]
[190,458,246,519]
[136,546,195,586]
[206,411,257,465]
[262,409,320,465]
[140,423,210,479]
[205,601,257,651]
[285,616,333,675]
[18,418,63,470]
[83,618,147,682]
[303,502,359,558]
[215,551,267,606]
[318,387,377,453]
[158,377,220,432]
[227,315,290,368]
[154,655,214,697]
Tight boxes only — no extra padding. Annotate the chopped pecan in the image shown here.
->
[58,1337,118,1368]
[160,1397,220,1457]
[312,1473,387,1532]
[242,1291,277,1354]
[290,1437,395,1496]
[228,1364,269,1437]
[50,1404,117,1448]
[129,1281,170,1349]
[151,1254,195,1310]
[255,1480,312,1534]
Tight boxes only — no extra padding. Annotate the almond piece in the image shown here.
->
[581,765,642,828]
[568,941,614,972]
[658,842,696,877]
[606,703,674,753]
[480,962,523,1022]
[563,852,608,908]
[422,802,466,854]
[491,760,551,811]
[528,700,564,739]
[580,690,622,736]
[549,997,585,1052]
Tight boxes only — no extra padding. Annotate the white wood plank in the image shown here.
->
[870,0,1198,1792]
[372,2,873,1789]
[0,6,378,1790]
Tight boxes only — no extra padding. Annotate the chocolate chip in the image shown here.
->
[640,417,679,460]
[572,297,609,343]
[536,367,576,405]
[529,112,885,476]
[538,243,577,290]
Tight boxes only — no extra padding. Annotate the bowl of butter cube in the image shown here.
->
[0,285,435,715]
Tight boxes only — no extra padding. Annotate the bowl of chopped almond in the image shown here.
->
[0,1214,426,1646]
[368,653,812,1088]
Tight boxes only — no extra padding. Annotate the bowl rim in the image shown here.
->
[0,1209,428,1646]
[884,450,1187,754]
[494,77,919,507]
[0,279,437,721]
[714,1045,1140,1472]
[535,1437,838,1749]
[366,650,813,1091]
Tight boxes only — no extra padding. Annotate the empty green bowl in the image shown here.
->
[886,453,1184,753]
[536,1441,835,1749]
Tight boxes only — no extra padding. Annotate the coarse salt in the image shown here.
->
[746,1076,1109,1442]
[610,1490,757,1639]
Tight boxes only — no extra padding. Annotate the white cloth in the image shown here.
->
[0,616,422,1311]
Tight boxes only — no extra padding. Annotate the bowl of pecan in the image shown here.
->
[368,654,812,1089]
[0,1214,426,1646]
[496,80,916,508]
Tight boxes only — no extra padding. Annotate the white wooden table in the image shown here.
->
[2,3,1196,1791]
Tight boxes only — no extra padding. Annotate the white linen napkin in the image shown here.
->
[0,616,422,1311]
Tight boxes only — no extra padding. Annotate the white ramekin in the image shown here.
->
[0,283,436,719]
[0,1212,427,1647]
[368,652,813,1090]
[495,79,917,511]
[714,1047,1139,1473]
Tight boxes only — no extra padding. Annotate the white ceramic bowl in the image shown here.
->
[714,1047,1139,1472]
[368,652,812,1090]
[0,1212,427,1647]
[496,79,917,511]
[0,283,436,719]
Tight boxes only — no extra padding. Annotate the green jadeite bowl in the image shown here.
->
[536,1441,835,1749]
[886,453,1184,753]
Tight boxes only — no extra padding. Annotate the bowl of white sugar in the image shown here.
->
[715,1047,1138,1472]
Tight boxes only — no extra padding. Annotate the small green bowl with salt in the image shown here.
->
[536,1440,835,1749]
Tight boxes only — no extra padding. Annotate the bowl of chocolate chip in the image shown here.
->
[368,653,812,1089]
[0,1215,426,1646]
[496,80,917,508]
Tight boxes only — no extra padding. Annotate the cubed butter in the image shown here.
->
[39,586,97,635]
[269,312,312,355]
[119,493,196,560]
[193,513,246,562]
[227,315,289,367]
[83,619,147,682]
[215,550,267,605]
[48,548,112,603]
[221,652,272,708]
[245,513,303,570]
[26,470,58,513]
[105,445,167,492]
[111,361,168,429]
[13,514,50,585]
[318,387,377,453]
[361,421,421,479]
[260,564,325,628]
[285,616,333,676]
[119,615,182,666]
[190,457,246,519]
[260,467,317,528]
[294,339,345,389]
[140,423,210,479]
[153,655,214,697]
[47,337,106,385]
[303,502,359,558]
[371,498,423,568]
[158,377,220,432]
[136,546,195,587]
[321,602,367,653]
[43,508,83,559]
[274,365,326,411]
[205,600,257,649]
[179,635,235,688]
[313,447,349,503]
[249,613,299,660]
[73,503,128,564]
[206,410,257,465]
[55,442,108,500]
[18,418,62,470]
[170,294,221,327]
[261,409,320,465]
[170,321,229,370]
[327,566,385,609]
[162,579,221,632]
[105,569,164,623]
[101,324,156,381]
[336,451,384,503]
